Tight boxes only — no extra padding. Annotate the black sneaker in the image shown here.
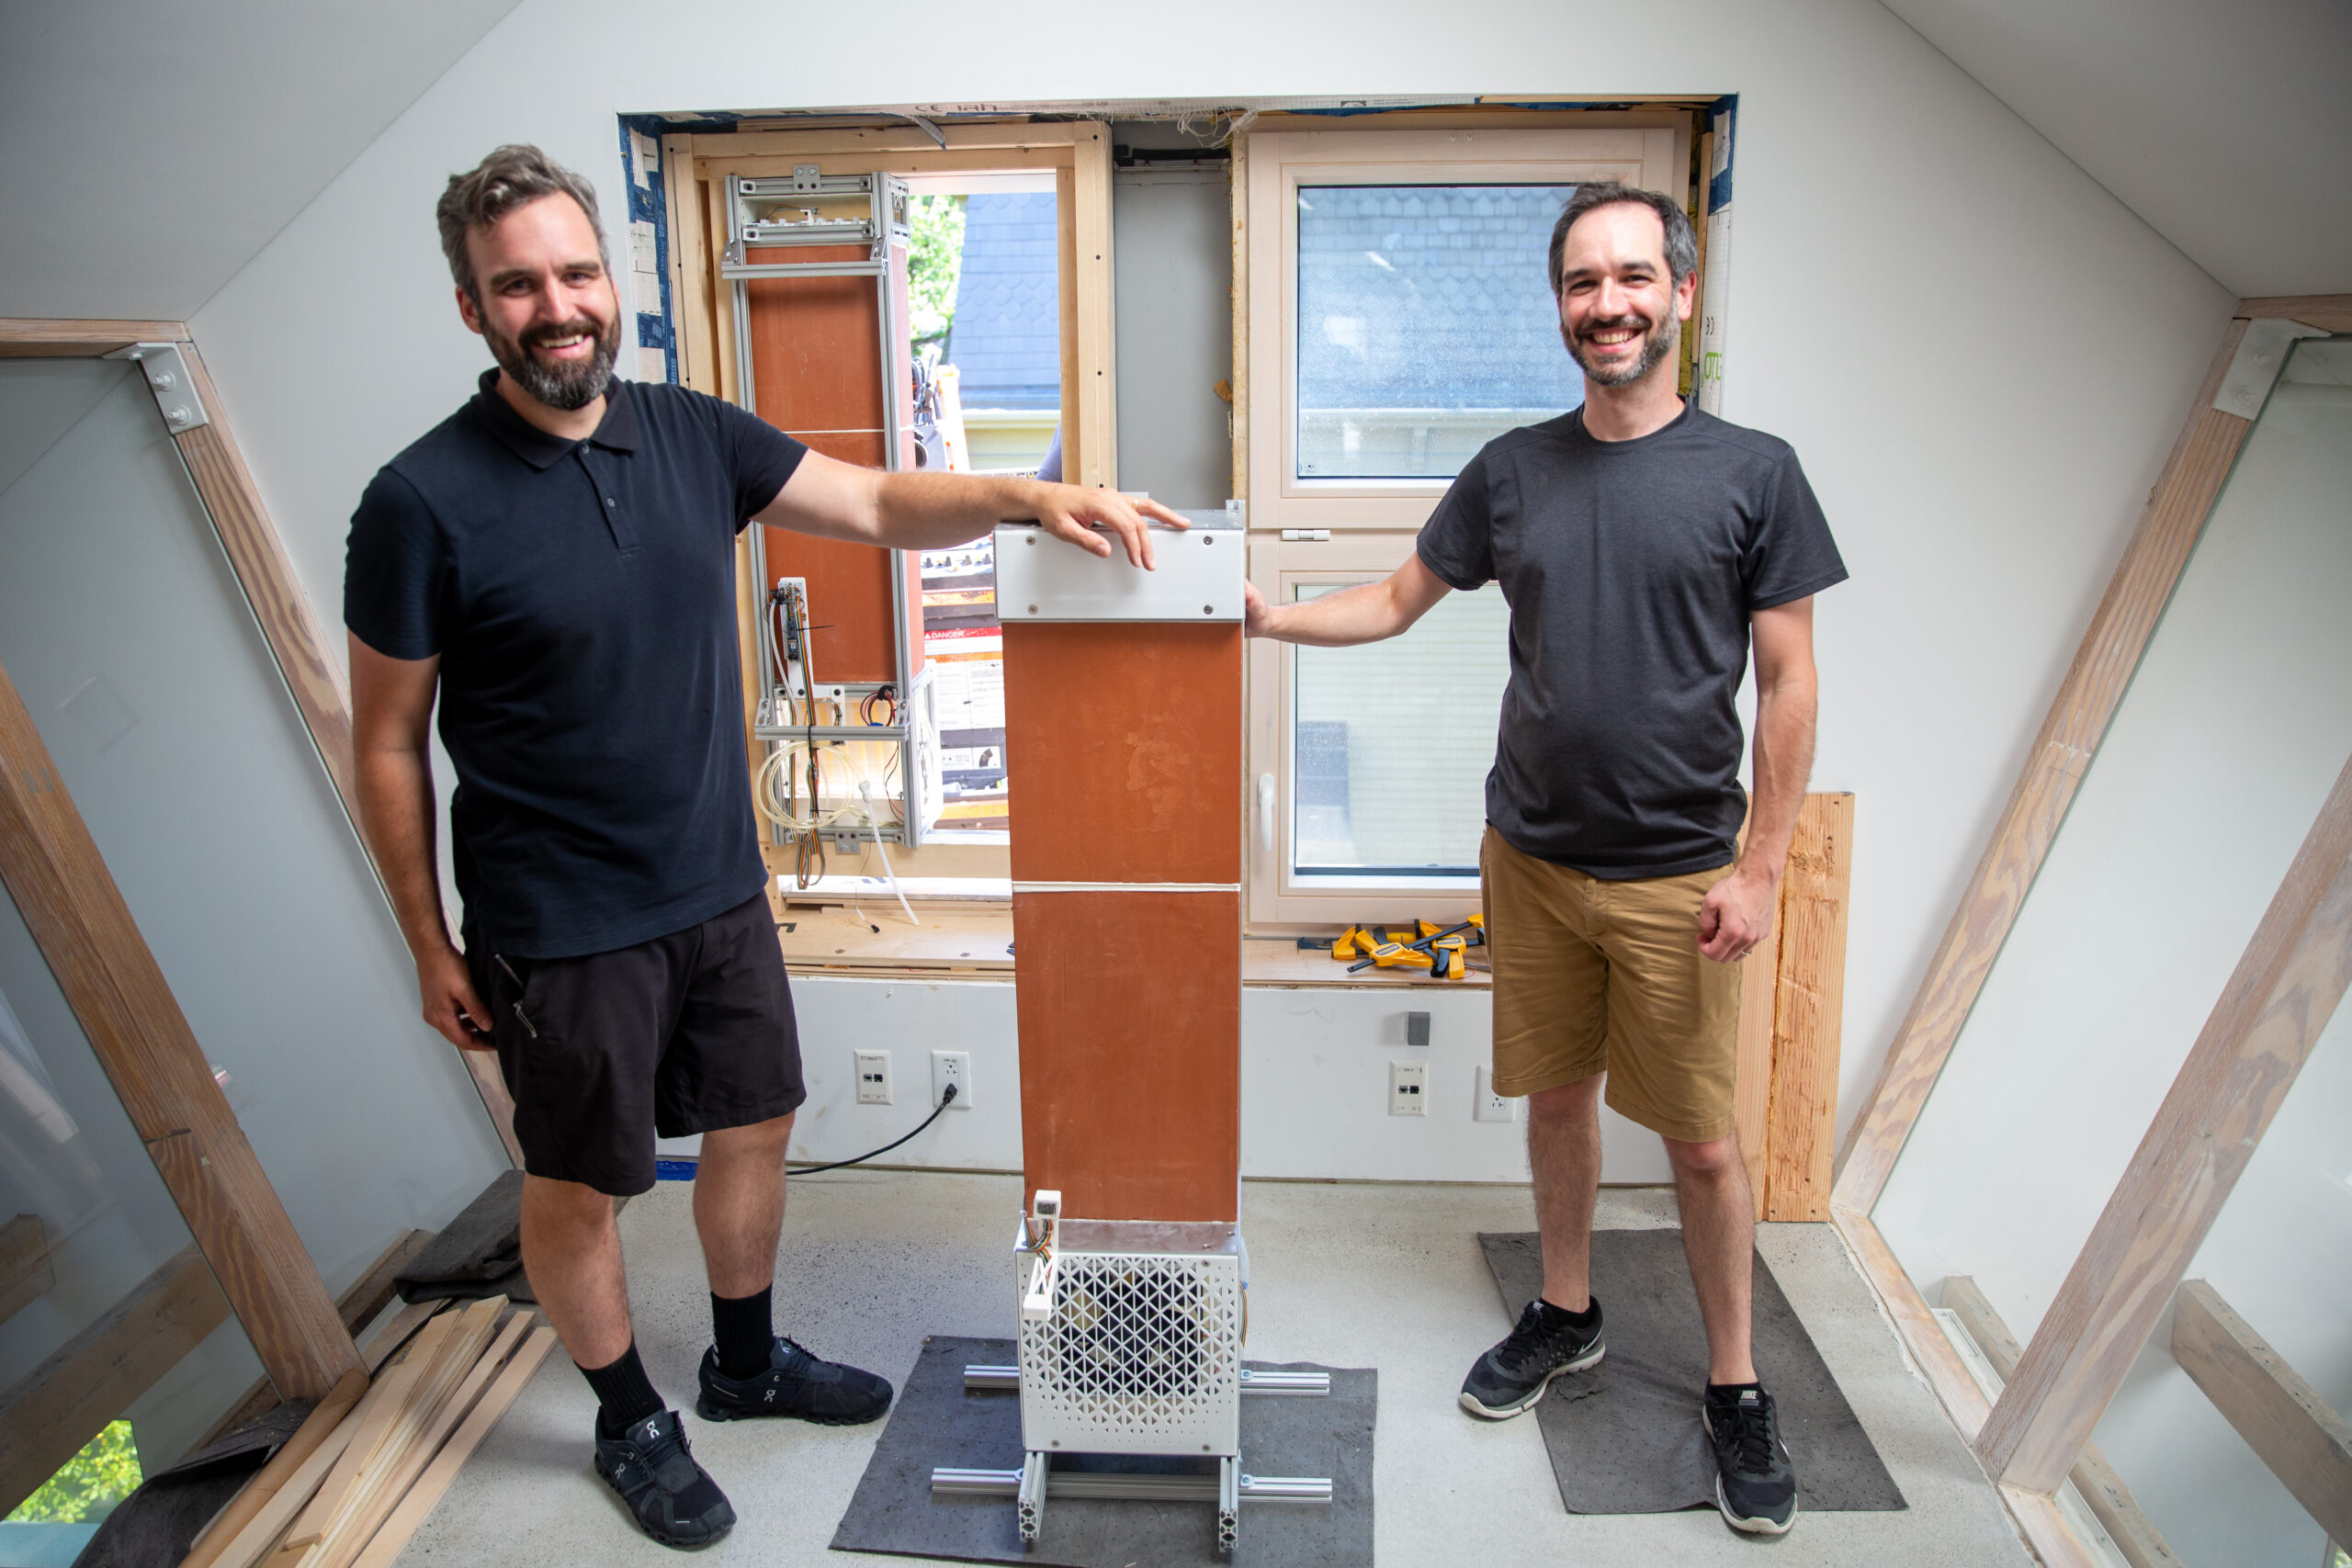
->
[1704,1385,1798,1535]
[594,1409,735,1550]
[695,1335,894,1425]
[1458,1296,1606,1419]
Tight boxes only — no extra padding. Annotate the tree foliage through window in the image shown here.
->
[7,1420,141,1524]
[908,193,967,353]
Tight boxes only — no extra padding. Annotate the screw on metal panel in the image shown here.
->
[1025,535,1035,545]
[1203,534,1214,545]
[1028,604,1039,615]
[1204,605,1215,615]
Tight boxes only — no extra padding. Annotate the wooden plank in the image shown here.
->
[0,661,360,1399]
[0,1213,52,1325]
[698,145,1076,182]
[0,318,189,355]
[285,1312,456,1551]
[2171,1279,2352,1545]
[1055,164,1080,483]
[183,1370,369,1568]
[775,904,1012,972]
[661,138,716,397]
[204,1404,364,1568]
[0,1245,233,1515]
[345,1324,559,1568]
[1981,752,2352,1493]
[1832,317,2256,1214]
[1764,793,1853,1221]
[359,1300,443,1374]
[688,121,1088,160]
[1227,131,1249,502]
[2001,1483,2111,1568]
[1829,1206,1990,1438]
[2235,294,2352,333]
[1945,1277,2186,1568]
[1070,122,1116,490]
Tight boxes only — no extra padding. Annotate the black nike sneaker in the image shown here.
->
[695,1335,894,1425]
[1458,1296,1606,1418]
[1704,1384,1799,1535]
[594,1408,734,1549]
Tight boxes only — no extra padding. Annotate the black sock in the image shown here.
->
[1706,1380,1763,1404]
[1536,1293,1601,1332]
[580,1341,664,1437]
[711,1286,775,1380]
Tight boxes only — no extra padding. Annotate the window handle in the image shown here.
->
[1258,773,1275,853]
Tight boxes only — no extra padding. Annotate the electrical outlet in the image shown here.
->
[1389,1060,1428,1117]
[933,1050,972,1109]
[854,1049,892,1106]
[1475,1066,1521,1123]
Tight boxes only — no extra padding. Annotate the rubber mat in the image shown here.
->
[832,1335,1374,1567]
[1479,1228,1905,1515]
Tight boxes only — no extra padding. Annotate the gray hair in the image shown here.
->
[1547,182,1699,295]
[436,144,607,303]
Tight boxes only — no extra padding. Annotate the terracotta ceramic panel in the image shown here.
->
[1001,624,1245,885]
[743,243,884,432]
[1012,890,1240,1221]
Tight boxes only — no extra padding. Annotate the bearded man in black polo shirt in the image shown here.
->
[345,145,1180,1550]
[1245,184,1846,1538]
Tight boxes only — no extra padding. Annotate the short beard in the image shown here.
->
[483,308,619,412]
[1562,308,1680,389]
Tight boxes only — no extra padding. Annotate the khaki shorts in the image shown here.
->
[1481,826,1740,1143]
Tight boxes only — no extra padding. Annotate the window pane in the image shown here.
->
[1293,583,1510,875]
[1296,185,1584,480]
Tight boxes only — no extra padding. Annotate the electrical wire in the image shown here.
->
[786,1083,956,1174]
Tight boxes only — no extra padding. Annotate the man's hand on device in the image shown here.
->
[1029,482,1188,568]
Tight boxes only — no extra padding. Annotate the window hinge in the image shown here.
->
[1280,529,1329,542]
[103,343,209,434]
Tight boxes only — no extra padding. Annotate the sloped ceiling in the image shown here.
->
[1880,0,2352,299]
[0,0,525,321]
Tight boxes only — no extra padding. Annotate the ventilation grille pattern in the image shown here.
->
[1019,1251,1242,1455]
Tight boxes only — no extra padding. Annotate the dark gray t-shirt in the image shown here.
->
[1416,403,1846,879]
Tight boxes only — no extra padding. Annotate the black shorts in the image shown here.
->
[469,892,806,1196]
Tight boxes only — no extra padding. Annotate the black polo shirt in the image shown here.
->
[345,371,807,958]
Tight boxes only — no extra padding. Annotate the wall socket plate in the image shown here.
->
[1389,1060,1428,1116]
[854,1049,892,1105]
[933,1050,972,1109]
[1475,1066,1522,1123]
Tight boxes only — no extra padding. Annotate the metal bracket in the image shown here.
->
[2212,318,2328,419]
[103,343,208,434]
[790,163,822,192]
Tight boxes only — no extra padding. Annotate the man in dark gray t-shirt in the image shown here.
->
[1247,183,1844,1538]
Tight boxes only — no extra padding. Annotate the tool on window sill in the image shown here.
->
[1347,915,1486,976]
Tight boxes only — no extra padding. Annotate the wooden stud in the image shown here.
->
[345,1325,559,1568]
[2235,294,2352,334]
[1998,1483,2113,1568]
[0,1245,233,1515]
[1944,1277,2186,1568]
[660,136,717,397]
[2171,1279,2352,1546]
[1227,130,1250,504]
[182,1370,369,1568]
[1828,1207,1989,1438]
[1070,123,1117,490]
[1764,793,1853,1221]
[1056,163,1080,482]
[0,318,189,355]
[358,1300,443,1374]
[0,660,361,1400]
[1980,752,2352,1493]
[0,1213,52,1325]
[1832,315,2257,1213]
[203,1402,365,1568]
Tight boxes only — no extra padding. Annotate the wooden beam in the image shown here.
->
[1069,123,1116,491]
[0,1213,53,1325]
[0,319,189,356]
[0,1245,232,1516]
[199,1229,435,1445]
[1764,792,1852,1220]
[1980,752,2352,1493]
[2235,294,2352,334]
[1227,130,1249,503]
[0,660,361,1400]
[1945,1277,2186,1568]
[2171,1279,2352,1546]
[1832,315,2256,1213]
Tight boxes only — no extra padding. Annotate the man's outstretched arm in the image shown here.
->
[756,451,1188,568]
[349,636,493,1050]
[1243,553,1453,647]
[1697,596,1819,963]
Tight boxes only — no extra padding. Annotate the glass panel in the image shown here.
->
[1872,340,2352,1347]
[1295,184,1584,480]
[1292,582,1510,876]
[0,361,508,1306]
[0,876,265,1556]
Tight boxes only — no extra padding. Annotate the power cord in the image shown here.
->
[786,1083,957,1175]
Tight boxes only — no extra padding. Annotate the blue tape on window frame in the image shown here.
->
[617,115,680,386]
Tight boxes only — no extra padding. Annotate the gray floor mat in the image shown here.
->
[1479,1229,1905,1515]
[832,1335,1374,1567]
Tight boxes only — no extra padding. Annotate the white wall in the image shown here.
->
[184,0,2233,1179]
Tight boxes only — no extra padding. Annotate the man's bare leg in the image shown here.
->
[694,1112,794,1296]
[1529,1074,1605,1312]
[521,1174,633,1368]
[1663,1129,1758,1384]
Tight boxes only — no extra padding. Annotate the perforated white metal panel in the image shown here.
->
[1017,1242,1243,1456]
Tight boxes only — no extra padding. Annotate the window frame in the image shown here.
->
[1241,121,1688,929]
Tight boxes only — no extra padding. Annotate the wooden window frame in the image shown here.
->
[659,121,1120,886]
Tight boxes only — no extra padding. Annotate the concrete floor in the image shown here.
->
[391,1172,2031,1568]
